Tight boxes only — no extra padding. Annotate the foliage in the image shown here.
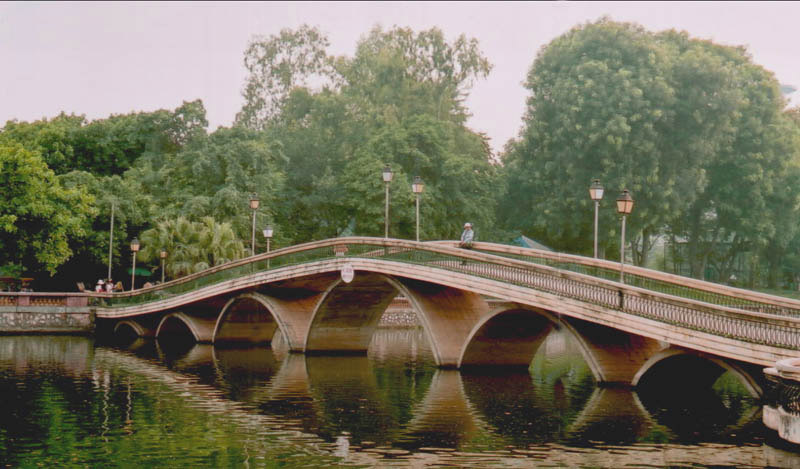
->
[0,143,94,274]
[138,217,245,279]
[500,18,796,278]
[241,24,499,243]
[0,100,207,176]
[236,25,334,129]
[126,125,286,244]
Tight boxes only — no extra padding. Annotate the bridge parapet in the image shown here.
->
[433,240,800,318]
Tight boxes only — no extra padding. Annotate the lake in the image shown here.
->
[1,328,799,467]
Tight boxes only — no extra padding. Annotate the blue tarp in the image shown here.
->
[513,235,552,251]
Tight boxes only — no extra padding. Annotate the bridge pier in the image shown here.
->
[561,316,666,386]
[392,277,489,368]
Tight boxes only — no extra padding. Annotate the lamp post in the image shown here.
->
[412,176,424,242]
[382,166,394,238]
[262,224,274,269]
[160,249,167,284]
[249,193,260,256]
[262,224,273,253]
[589,179,604,258]
[616,190,634,283]
[108,201,115,281]
[130,238,140,291]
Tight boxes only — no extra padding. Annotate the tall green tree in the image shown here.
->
[126,126,286,243]
[236,25,334,129]
[501,19,791,271]
[0,143,94,275]
[239,25,499,243]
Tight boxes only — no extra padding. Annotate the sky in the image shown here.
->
[1,1,799,155]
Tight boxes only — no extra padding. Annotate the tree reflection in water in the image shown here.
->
[0,329,794,468]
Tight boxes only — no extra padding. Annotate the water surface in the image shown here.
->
[1,329,799,467]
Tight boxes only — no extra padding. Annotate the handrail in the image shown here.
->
[430,240,800,316]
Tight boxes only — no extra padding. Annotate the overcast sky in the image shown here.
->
[1,1,799,154]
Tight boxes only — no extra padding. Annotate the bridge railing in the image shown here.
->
[430,241,800,318]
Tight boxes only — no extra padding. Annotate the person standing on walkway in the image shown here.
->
[459,223,474,249]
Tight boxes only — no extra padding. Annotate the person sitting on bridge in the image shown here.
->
[459,223,474,249]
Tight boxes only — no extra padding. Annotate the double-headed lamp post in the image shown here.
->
[262,224,273,253]
[130,238,140,291]
[412,176,424,242]
[249,194,260,256]
[589,179,604,258]
[160,249,167,284]
[382,166,394,238]
[616,190,634,283]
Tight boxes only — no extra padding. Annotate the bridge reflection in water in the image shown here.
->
[2,330,799,467]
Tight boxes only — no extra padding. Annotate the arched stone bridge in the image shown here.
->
[94,237,800,394]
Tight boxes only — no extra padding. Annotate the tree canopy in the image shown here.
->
[500,18,798,286]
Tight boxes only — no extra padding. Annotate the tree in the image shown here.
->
[137,217,245,278]
[0,100,208,176]
[239,25,499,243]
[125,125,286,244]
[0,143,94,275]
[500,19,791,271]
[236,25,334,129]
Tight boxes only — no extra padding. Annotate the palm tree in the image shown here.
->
[138,216,246,280]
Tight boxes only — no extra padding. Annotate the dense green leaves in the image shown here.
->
[240,25,498,243]
[0,144,94,274]
[138,217,245,279]
[500,18,799,284]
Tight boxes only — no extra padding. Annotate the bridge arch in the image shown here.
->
[632,348,762,397]
[302,272,491,368]
[113,319,154,340]
[304,273,399,355]
[155,312,215,343]
[459,305,611,382]
[213,293,281,345]
[459,306,553,369]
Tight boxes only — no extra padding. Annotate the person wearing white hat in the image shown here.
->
[95,279,104,292]
[459,222,474,249]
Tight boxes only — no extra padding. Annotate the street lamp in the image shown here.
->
[412,176,424,242]
[262,224,273,253]
[249,193,260,256]
[160,249,167,284]
[382,166,394,238]
[616,190,634,283]
[108,201,115,282]
[130,238,140,291]
[589,179,604,258]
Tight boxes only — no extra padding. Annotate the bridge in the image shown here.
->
[94,237,800,395]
